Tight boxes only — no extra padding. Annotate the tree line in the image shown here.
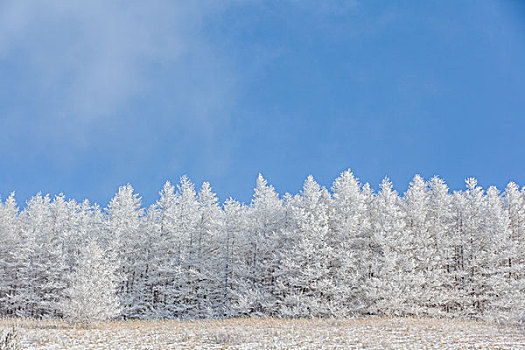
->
[0,170,523,323]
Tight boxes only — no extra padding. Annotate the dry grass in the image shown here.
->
[0,316,523,349]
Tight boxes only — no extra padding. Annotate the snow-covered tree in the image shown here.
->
[401,174,432,316]
[277,175,336,317]
[452,178,496,318]
[483,186,516,322]
[105,184,144,318]
[173,176,202,318]
[193,182,223,317]
[502,182,525,324]
[369,178,407,316]
[0,171,523,322]
[237,174,286,316]
[504,182,525,280]
[18,193,61,318]
[426,176,455,316]
[146,181,182,318]
[218,198,248,317]
[61,241,120,324]
[330,170,373,315]
[0,193,20,316]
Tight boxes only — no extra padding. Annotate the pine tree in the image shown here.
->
[0,193,19,316]
[219,198,248,317]
[194,182,223,317]
[174,176,201,318]
[147,181,182,318]
[402,174,432,316]
[483,186,515,322]
[453,178,489,318]
[0,171,522,323]
[369,178,406,316]
[61,241,120,324]
[427,176,455,316]
[502,182,525,324]
[237,174,285,316]
[277,175,336,317]
[105,184,144,318]
[330,170,372,315]
[18,193,56,318]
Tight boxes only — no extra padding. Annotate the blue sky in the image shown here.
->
[1,0,525,207]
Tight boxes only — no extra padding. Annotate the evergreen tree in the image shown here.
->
[193,182,223,317]
[503,182,525,323]
[61,241,120,324]
[237,174,285,316]
[0,171,522,322]
[174,176,201,318]
[0,193,19,316]
[219,198,248,317]
[105,185,144,318]
[453,178,490,318]
[483,186,515,322]
[369,178,406,316]
[426,176,455,316]
[147,181,182,318]
[330,170,372,315]
[402,174,432,316]
[18,193,58,318]
[277,176,335,317]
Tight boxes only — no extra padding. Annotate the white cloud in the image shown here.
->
[0,0,360,126]
[0,0,362,179]
[0,0,228,121]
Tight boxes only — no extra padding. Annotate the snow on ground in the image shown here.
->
[1,317,524,349]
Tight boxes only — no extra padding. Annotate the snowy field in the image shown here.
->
[1,317,524,349]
